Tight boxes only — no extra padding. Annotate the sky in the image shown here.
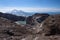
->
[0,0,60,12]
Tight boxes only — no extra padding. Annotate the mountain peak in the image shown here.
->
[7,9,34,16]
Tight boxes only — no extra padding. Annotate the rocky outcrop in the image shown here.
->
[26,16,34,25]
[26,13,49,25]
[41,14,60,36]
[26,13,50,34]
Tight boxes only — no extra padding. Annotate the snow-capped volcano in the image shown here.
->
[7,9,34,16]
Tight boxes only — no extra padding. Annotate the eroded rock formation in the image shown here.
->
[26,13,50,34]
[26,13,49,25]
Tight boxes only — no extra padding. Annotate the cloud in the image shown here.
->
[0,7,60,13]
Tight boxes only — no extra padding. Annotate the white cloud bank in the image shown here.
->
[0,7,60,13]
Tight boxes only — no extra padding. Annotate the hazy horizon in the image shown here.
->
[0,0,60,13]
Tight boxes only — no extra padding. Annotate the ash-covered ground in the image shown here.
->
[0,13,60,40]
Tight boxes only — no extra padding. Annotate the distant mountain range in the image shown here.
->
[6,9,60,16]
[7,9,35,16]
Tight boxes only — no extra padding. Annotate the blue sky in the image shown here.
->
[0,0,60,12]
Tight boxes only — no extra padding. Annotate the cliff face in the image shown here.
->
[26,13,49,25]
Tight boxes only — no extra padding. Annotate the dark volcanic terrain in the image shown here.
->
[0,12,26,22]
[0,13,60,40]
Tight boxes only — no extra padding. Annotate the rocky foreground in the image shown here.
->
[0,14,60,40]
